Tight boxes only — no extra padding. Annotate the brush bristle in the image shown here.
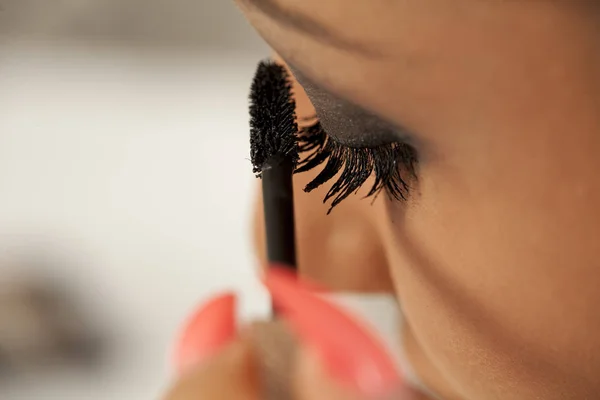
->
[249,61,299,176]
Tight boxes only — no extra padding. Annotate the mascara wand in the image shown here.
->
[250,61,299,271]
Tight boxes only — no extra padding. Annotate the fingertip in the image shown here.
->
[263,269,400,398]
[163,339,260,400]
[294,346,364,400]
[172,292,238,374]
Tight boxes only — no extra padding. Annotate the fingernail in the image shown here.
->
[263,268,401,398]
[172,292,237,374]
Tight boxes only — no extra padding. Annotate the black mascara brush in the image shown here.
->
[250,61,299,271]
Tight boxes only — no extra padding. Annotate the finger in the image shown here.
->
[295,347,431,400]
[172,292,237,374]
[263,268,402,399]
[164,292,260,400]
[294,347,364,400]
[163,339,260,400]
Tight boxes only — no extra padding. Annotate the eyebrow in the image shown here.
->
[240,0,378,55]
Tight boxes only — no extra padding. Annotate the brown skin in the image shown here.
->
[246,1,600,399]
[164,1,600,399]
[162,332,429,400]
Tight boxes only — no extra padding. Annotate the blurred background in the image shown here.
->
[0,1,270,398]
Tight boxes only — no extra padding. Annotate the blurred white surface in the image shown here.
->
[0,0,267,51]
[0,43,269,399]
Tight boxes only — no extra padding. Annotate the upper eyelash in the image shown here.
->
[294,118,419,214]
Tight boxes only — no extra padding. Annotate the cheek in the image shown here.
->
[385,158,600,398]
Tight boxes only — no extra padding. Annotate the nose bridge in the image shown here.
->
[297,174,394,292]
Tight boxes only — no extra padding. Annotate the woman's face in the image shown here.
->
[240,1,600,398]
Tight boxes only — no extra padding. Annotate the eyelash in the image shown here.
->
[294,118,419,213]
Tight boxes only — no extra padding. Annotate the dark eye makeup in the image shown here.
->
[288,67,419,213]
[296,119,418,214]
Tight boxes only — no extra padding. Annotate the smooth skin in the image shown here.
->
[164,1,600,399]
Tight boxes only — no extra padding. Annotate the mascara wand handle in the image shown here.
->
[261,157,297,270]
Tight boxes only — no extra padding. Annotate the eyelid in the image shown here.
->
[284,61,420,212]
[288,64,416,149]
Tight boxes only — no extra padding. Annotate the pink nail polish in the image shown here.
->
[173,292,237,374]
[264,268,401,398]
